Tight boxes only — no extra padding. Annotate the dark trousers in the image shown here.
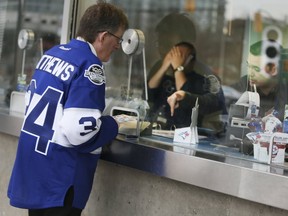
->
[28,187,82,216]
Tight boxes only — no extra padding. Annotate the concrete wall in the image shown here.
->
[1,131,288,216]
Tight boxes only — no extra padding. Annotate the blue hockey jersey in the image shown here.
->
[7,39,118,209]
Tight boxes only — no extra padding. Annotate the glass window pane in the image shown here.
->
[0,0,64,113]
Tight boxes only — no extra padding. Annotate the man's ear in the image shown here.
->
[96,31,107,43]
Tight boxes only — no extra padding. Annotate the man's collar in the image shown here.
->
[76,37,97,57]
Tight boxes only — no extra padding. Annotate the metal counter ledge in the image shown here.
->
[100,134,288,211]
[1,112,288,211]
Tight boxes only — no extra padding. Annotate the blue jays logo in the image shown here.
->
[178,130,190,140]
[272,145,279,158]
[84,64,106,85]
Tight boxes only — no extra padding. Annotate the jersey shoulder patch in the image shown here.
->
[84,64,105,85]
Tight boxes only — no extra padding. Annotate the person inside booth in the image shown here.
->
[147,12,227,136]
[167,39,288,155]
[230,40,288,120]
[168,40,288,121]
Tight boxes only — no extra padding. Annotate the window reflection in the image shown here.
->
[0,0,63,111]
[1,0,288,166]
[104,0,288,165]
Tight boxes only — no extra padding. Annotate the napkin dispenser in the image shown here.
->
[173,98,199,144]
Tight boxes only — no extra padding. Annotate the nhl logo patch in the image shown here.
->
[84,64,106,85]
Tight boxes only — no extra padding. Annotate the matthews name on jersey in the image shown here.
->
[7,39,119,209]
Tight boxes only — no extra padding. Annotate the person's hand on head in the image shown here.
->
[170,46,191,70]
[160,50,172,72]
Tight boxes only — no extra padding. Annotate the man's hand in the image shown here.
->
[167,90,186,116]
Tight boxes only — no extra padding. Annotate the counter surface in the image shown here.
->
[1,112,288,210]
[101,134,288,211]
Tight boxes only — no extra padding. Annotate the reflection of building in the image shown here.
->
[0,0,64,108]
[189,0,227,80]
[221,18,246,85]
[191,0,226,33]
[222,14,288,86]
[4,0,63,33]
[22,1,63,33]
[0,2,8,61]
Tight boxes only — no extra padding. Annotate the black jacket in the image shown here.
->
[147,59,227,134]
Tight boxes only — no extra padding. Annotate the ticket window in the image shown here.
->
[1,0,288,167]
[0,0,64,115]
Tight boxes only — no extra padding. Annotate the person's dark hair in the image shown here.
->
[156,13,196,45]
[176,41,196,58]
[76,2,129,43]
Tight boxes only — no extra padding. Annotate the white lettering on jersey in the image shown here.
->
[59,45,71,51]
[36,54,75,81]
[84,64,105,85]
